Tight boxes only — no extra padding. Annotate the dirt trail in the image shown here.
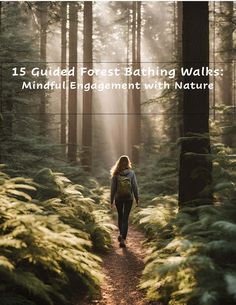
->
[84,223,156,305]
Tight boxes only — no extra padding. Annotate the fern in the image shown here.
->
[0,168,113,305]
[0,295,36,305]
[34,169,113,251]
[133,138,236,305]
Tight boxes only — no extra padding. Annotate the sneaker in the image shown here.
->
[119,238,126,248]
[118,235,122,242]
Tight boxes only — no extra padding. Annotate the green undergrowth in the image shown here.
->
[137,144,178,204]
[135,199,236,305]
[0,166,113,305]
[133,143,236,305]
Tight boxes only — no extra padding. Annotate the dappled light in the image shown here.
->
[1,1,236,305]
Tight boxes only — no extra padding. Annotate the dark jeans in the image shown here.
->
[115,198,133,240]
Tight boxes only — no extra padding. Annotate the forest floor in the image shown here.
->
[81,221,159,305]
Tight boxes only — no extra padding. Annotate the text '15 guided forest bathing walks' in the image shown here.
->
[12,66,224,78]
[11,65,224,91]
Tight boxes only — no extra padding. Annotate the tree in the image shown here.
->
[178,2,212,205]
[177,1,183,138]
[135,1,141,162]
[0,2,40,172]
[82,1,93,171]
[163,2,183,146]
[0,1,2,162]
[38,2,48,136]
[128,1,141,164]
[60,2,67,149]
[219,2,234,147]
[67,2,78,162]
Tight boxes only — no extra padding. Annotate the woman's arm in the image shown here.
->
[131,172,139,204]
[110,175,117,205]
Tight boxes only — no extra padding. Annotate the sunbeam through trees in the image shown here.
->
[1,1,236,305]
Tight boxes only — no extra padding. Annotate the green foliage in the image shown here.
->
[136,144,178,207]
[34,168,113,251]
[135,200,236,305]
[135,143,236,305]
[0,3,88,181]
[0,168,113,305]
[0,2,57,178]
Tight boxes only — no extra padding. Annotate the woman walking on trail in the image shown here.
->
[110,155,139,248]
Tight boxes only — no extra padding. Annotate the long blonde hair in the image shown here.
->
[110,155,132,177]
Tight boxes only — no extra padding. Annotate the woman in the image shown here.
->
[110,155,139,248]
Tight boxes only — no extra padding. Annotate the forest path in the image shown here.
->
[94,224,146,305]
[83,221,156,305]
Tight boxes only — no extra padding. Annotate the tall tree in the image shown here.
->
[177,1,183,139]
[0,1,2,162]
[219,2,234,147]
[128,1,141,164]
[60,2,67,149]
[166,2,183,145]
[135,1,141,162]
[38,2,48,135]
[0,2,44,173]
[68,2,78,162]
[126,8,132,156]
[82,1,93,170]
[127,5,135,159]
[179,2,212,206]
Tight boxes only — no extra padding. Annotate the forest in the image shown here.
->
[1,1,236,305]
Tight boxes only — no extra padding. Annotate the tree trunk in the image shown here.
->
[127,5,135,159]
[134,1,141,163]
[68,2,78,162]
[60,2,67,150]
[82,1,93,171]
[128,1,141,164]
[168,2,182,144]
[0,1,2,162]
[178,2,212,206]
[219,2,234,147]
[39,2,47,136]
[126,8,131,155]
[1,2,13,145]
[177,1,183,138]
